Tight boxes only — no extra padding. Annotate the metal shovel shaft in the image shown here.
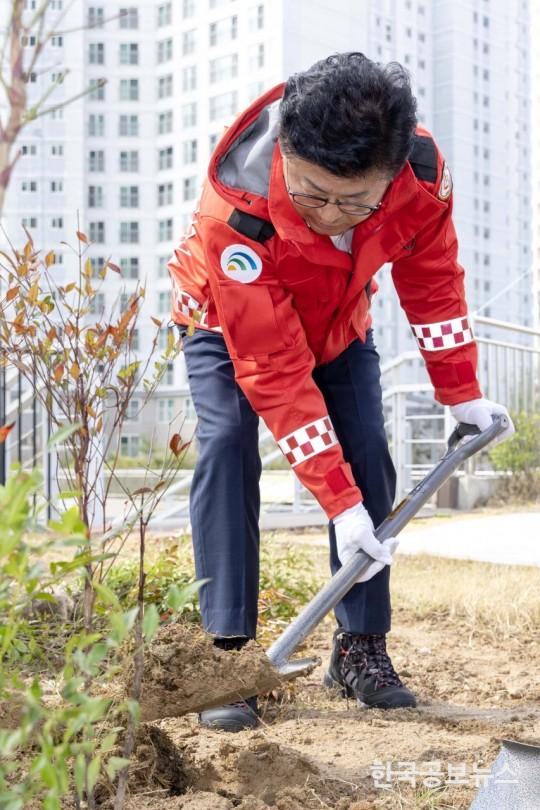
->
[267,416,508,669]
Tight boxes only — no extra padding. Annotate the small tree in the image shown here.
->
[0,228,185,619]
[489,411,540,502]
[0,229,196,808]
[0,0,123,217]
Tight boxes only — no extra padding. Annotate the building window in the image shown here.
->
[119,42,139,65]
[21,217,38,227]
[120,185,139,207]
[248,80,264,101]
[164,363,174,386]
[248,4,264,31]
[21,144,38,156]
[88,113,105,136]
[157,2,172,26]
[119,79,139,101]
[182,102,197,127]
[182,65,197,92]
[119,114,139,136]
[183,0,195,17]
[89,221,105,242]
[51,217,64,228]
[88,185,103,207]
[51,36,64,46]
[119,7,138,29]
[120,257,139,279]
[89,257,106,277]
[50,144,63,156]
[157,38,173,62]
[157,256,170,278]
[158,218,173,242]
[89,292,106,315]
[157,182,174,206]
[88,6,104,28]
[120,435,139,457]
[89,78,105,100]
[88,150,105,172]
[209,53,238,83]
[249,43,264,71]
[182,139,197,164]
[183,176,197,201]
[158,146,173,170]
[209,16,238,46]
[119,150,139,171]
[125,400,139,421]
[158,291,170,313]
[182,29,196,55]
[158,74,173,99]
[21,180,38,191]
[158,398,175,422]
[88,42,105,64]
[209,133,220,152]
[51,180,63,192]
[158,110,173,134]
[209,91,237,121]
[120,222,139,243]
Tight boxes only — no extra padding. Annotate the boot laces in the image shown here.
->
[342,633,403,690]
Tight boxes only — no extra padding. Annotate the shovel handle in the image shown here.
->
[266,414,509,668]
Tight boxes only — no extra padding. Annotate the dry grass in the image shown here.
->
[391,552,540,638]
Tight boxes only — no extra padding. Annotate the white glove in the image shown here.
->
[450,397,514,446]
[333,502,398,584]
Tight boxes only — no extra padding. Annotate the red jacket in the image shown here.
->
[168,83,482,518]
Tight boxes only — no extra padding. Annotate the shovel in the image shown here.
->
[139,415,509,718]
[265,414,509,680]
[469,738,540,809]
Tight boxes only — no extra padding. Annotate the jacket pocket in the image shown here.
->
[217,281,294,359]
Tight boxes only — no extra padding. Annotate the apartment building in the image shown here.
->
[1,0,532,454]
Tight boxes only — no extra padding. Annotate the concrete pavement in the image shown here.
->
[397,510,540,567]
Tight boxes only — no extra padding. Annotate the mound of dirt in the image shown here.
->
[96,724,190,806]
[124,728,377,809]
[130,624,282,720]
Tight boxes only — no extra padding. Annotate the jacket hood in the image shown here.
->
[207,83,285,219]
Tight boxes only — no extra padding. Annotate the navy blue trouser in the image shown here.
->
[181,327,396,638]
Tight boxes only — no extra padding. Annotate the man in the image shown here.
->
[167,53,513,732]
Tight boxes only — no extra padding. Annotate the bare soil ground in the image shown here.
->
[118,537,540,810]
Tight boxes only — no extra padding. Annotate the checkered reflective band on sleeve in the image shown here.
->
[410,315,474,352]
[278,416,338,467]
[175,288,208,327]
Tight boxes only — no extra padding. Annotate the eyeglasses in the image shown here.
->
[284,161,383,217]
[288,192,382,216]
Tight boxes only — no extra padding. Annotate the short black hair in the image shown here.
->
[279,52,417,178]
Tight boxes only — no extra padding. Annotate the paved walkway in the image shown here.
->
[397,511,540,567]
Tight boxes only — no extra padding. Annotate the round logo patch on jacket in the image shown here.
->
[220,244,262,283]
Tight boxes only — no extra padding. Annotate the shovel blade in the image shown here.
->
[469,738,540,809]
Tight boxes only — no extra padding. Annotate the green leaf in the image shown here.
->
[125,698,140,722]
[74,754,86,798]
[86,755,101,794]
[142,604,159,641]
[109,607,138,644]
[56,489,82,501]
[94,582,120,608]
[47,422,82,450]
[106,756,130,781]
[48,507,87,537]
[99,731,119,755]
[166,579,209,613]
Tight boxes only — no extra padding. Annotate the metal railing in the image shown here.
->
[1,315,538,528]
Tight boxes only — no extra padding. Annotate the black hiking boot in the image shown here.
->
[198,636,260,732]
[323,627,417,709]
